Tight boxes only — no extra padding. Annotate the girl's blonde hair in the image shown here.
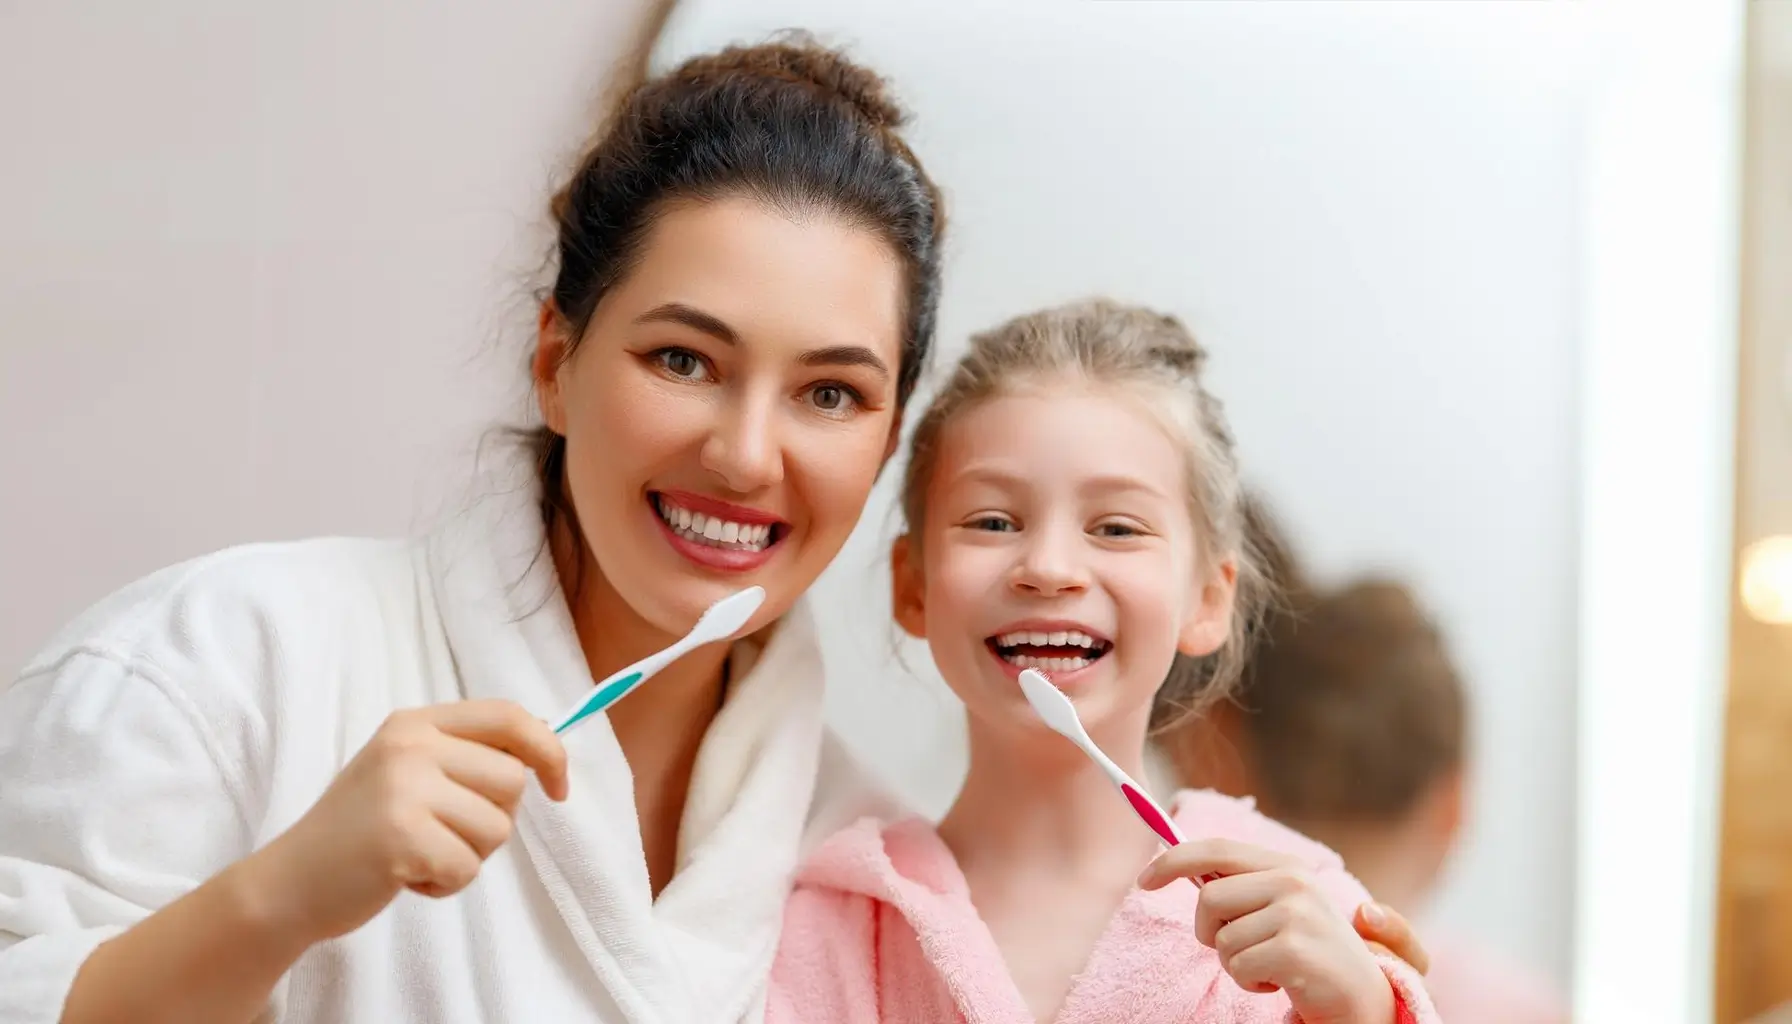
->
[898,298,1273,731]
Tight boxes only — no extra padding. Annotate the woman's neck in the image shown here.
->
[553,526,730,896]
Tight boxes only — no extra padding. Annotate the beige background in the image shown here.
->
[0,1,651,658]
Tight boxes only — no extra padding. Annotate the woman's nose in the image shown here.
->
[699,390,784,493]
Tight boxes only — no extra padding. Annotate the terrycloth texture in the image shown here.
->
[767,789,1440,1024]
[0,476,878,1024]
[1423,931,1569,1024]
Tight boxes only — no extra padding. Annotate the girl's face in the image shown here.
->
[893,382,1236,749]
[536,196,906,638]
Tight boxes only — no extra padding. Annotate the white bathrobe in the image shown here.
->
[0,480,894,1023]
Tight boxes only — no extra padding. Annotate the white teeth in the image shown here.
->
[994,629,1102,649]
[654,497,776,552]
[1002,653,1095,672]
[991,627,1109,673]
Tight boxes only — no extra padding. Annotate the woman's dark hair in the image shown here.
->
[529,32,947,580]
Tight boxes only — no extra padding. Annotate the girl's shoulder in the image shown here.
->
[1168,787,1349,872]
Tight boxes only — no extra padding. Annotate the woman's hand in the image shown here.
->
[1140,838,1398,1024]
[247,699,569,945]
[1353,900,1429,976]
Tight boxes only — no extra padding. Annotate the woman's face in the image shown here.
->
[535,196,906,638]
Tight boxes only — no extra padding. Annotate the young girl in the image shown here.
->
[767,300,1439,1022]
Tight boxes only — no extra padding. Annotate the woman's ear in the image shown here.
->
[534,301,571,435]
[1178,558,1238,657]
[891,534,927,640]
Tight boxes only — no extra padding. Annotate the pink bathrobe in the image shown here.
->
[767,789,1439,1023]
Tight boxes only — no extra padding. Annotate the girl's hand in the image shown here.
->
[1140,838,1397,1024]
[246,699,569,945]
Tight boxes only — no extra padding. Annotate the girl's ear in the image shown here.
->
[891,534,927,640]
[1177,557,1238,657]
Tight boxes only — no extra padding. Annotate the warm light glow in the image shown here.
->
[1740,535,1792,625]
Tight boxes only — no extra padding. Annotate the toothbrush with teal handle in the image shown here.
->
[552,586,766,734]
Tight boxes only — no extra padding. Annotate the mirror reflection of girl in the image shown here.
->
[1168,510,1569,1024]
[767,301,1440,1023]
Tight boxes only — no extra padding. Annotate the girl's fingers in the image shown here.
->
[1192,868,1314,946]
[1218,931,1292,996]
[1138,837,1303,891]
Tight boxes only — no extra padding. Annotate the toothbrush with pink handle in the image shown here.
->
[1017,668,1223,886]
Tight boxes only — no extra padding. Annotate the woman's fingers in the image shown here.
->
[427,699,570,801]
[435,735,533,812]
[429,772,519,860]
[1353,902,1430,976]
[393,815,485,898]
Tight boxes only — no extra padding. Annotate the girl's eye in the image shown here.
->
[654,348,710,381]
[807,382,864,414]
[970,516,1016,533]
[1094,521,1142,538]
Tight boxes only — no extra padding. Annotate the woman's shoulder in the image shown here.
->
[14,536,431,727]
[23,537,419,670]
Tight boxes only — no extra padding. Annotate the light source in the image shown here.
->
[1739,534,1792,625]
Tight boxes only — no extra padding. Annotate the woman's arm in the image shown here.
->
[0,652,271,1023]
[1,650,567,1024]
[59,848,313,1024]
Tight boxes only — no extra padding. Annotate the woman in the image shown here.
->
[0,27,1423,1024]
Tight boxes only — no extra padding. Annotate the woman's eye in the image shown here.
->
[808,382,863,413]
[655,348,709,381]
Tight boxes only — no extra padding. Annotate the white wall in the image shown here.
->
[1574,2,1742,1019]
[0,0,654,668]
[660,0,1593,988]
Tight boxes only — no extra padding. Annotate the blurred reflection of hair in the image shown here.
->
[1164,494,1568,1024]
